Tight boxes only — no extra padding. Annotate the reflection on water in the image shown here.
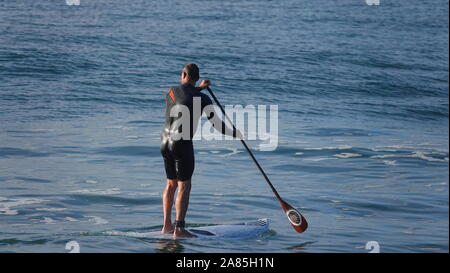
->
[154,239,185,253]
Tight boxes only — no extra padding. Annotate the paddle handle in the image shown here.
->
[206,87,282,201]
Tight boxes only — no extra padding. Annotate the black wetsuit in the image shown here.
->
[160,83,223,181]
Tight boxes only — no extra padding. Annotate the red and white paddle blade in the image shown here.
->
[280,200,308,233]
[286,208,308,233]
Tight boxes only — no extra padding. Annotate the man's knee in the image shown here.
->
[178,180,191,192]
[166,179,178,192]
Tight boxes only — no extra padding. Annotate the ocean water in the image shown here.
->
[0,0,448,253]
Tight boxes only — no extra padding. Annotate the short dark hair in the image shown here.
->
[182,63,200,82]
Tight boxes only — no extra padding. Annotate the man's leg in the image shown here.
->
[162,179,178,233]
[173,179,196,238]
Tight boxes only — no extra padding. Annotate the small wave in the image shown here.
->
[424,182,448,187]
[219,148,242,157]
[0,238,50,246]
[68,188,121,195]
[370,154,396,159]
[94,146,160,157]
[103,230,159,238]
[6,129,55,134]
[0,147,51,158]
[304,145,352,151]
[334,153,362,159]
[371,151,448,162]
[14,177,52,183]
[86,216,109,225]
[66,194,159,205]
[105,125,134,131]
[383,160,397,166]
[304,157,336,162]
[36,207,66,212]
[125,135,141,139]
[410,152,447,162]
[127,120,158,125]
[0,197,49,215]
[42,217,57,224]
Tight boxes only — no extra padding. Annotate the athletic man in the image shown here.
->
[160,63,242,238]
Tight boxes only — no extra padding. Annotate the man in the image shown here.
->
[160,63,242,238]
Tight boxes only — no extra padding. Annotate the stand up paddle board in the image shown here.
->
[105,218,269,239]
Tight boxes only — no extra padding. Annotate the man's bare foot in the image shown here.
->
[173,227,197,239]
[162,224,174,234]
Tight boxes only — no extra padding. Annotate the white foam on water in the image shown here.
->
[210,150,220,154]
[305,157,336,162]
[105,125,134,131]
[372,148,398,152]
[27,128,56,133]
[383,160,397,166]
[334,153,362,158]
[42,217,57,224]
[69,188,121,195]
[377,145,404,149]
[65,217,78,222]
[103,230,154,238]
[0,197,49,215]
[11,224,29,227]
[198,151,208,155]
[36,207,67,212]
[371,152,447,162]
[370,154,396,159]
[409,151,447,162]
[0,207,17,215]
[364,185,384,188]
[125,135,140,139]
[86,216,109,225]
[304,145,352,151]
[85,180,98,184]
[219,148,242,157]
[295,152,304,155]
[424,182,448,187]
[127,192,155,196]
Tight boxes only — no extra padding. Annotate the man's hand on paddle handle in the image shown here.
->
[199,80,211,90]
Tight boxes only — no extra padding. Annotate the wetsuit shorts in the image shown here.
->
[160,139,194,181]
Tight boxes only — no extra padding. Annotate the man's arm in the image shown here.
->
[205,108,243,139]
[199,80,243,139]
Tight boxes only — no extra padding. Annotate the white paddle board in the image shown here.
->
[105,218,269,239]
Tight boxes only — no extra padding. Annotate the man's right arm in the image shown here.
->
[202,97,243,139]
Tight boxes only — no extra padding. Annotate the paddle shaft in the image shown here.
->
[206,87,282,202]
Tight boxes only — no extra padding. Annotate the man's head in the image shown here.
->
[181,63,200,84]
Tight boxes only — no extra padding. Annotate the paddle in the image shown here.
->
[206,87,308,233]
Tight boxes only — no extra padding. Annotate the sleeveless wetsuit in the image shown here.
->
[160,83,214,181]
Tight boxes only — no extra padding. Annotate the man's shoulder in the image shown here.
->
[169,85,181,92]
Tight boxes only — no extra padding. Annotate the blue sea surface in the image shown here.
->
[0,0,448,253]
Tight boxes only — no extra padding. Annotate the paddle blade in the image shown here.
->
[280,200,308,233]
